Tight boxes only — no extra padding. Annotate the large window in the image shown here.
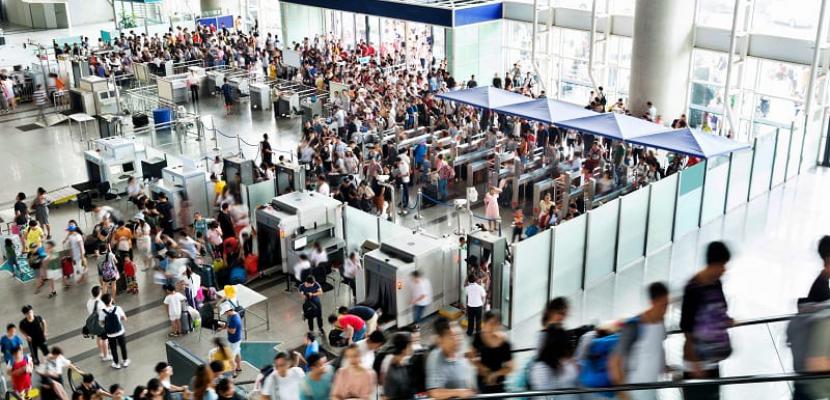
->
[752,0,821,40]
[696,0,736,29]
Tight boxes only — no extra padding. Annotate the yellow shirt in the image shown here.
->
[26,226,44,250]
[214,180,226,195]
[208,347,233,373]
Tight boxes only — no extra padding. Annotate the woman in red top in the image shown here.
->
[10,346,32,397]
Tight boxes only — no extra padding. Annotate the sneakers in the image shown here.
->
[111,362,121,369]
[103,355,112,361]
[121,359,130,367]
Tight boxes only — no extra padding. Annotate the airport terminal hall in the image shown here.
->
[3,0,830,399]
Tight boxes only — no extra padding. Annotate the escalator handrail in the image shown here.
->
[509,313,796,354]
[465,371,830,399]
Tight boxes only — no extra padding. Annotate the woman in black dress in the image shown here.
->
[468,311,514,393]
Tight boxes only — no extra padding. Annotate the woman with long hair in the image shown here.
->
[192,364,217,400]
[330,344,376,400]
[208,338,234,378]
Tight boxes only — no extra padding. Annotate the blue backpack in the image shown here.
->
[578,332,620,388]
[229,267,247,284]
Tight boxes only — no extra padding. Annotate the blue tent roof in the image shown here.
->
[627,128,751,159]
[435,86,531,109]
[493,98,598,124]
[555,112,673,141]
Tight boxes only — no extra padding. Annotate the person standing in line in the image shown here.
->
[261,352,306,400]
[300,353,334,400]
[260,133,274,168]
[465,274,487,336]
[217,302,243,377]
[9,345,32,398]
[680,242,733,400]
[341,252,361,302]
[469,311,513,394]
[31,188,50,240]
[85,286,110,361]
[98,293,129,369]
[222,78,234,115]
[410,270,433,330]
[806,235,830,303]
[609,282,670,400]
[18,305,48,365]
[426,318,476,399]
[13,192,28,245]
[330,344,376,400]
[300,276,324,335]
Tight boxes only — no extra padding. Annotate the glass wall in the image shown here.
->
[551,214,586,298]
[674,162,706,240]
[749,131,776,199]
[700,156,730,225]
[616,186,649,267]
[585,199,620,286]
[646,173,678,254]
[511,230,552,324]
[448,20,503,85]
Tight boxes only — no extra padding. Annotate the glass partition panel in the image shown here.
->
[378,218,412,243]
[344,206,379,254]
[726,149,753,211]
[770,129,790,187]
[802,110,823,172]
[551,214,587,298]
[674,162,706,240]
[646,173,678,254]
[749,133,776,199]
[786,126,805,180]
[616,187,649,267]
[700,156,730,226]
[245,179,276,225]
[584,199,620,286]
[511,229,552,324]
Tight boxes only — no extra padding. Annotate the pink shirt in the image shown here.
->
[330,367,376,400]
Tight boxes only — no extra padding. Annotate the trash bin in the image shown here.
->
[153,107,172,133]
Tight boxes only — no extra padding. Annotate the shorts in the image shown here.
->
[229,340,241,357]
[353,326,367,342]
[46,268,62,281]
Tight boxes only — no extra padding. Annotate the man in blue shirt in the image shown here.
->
[0,323,23,366]
[222,78,234,116]
[219,302,243,377]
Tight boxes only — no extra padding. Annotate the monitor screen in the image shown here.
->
[108,164,123,176]
[122,162,135,173]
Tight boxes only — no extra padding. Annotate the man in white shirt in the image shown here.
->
[261,352,305,400]
[395,157,411,209]
[293,254,312,283]
[316,175,330,197]
[464,275,486,336]
[85,286,110,361]
[410,270,433,329]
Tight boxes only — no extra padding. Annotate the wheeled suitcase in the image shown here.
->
[421,184,440,208]
[195,264,217,288]
[180,305,193,334]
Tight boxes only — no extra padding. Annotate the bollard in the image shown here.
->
[413,189,423,220]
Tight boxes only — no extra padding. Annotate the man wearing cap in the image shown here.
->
[217,302,243,377]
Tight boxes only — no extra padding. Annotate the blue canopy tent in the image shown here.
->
[555,112,674,141]
[493,98,598,124]
[626,128,751,159]
[435,86,531,109]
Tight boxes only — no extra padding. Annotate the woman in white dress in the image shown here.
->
[134,218,153,270]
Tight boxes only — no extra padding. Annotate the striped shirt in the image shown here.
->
[33,89,47,106]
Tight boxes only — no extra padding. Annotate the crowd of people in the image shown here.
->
[0,14,825,400]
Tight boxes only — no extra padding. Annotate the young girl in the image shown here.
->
[9,346,32,398]
[124,256,138,295]
[43,241,62,297]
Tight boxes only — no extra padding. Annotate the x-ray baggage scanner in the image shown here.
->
[359,232,456,328]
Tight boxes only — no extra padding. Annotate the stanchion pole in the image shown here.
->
[414,189,423,220]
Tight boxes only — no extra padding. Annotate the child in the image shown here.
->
[4,238,19,278]
[25,220,44,254]
[43,241,62,298]
[124,256,138,295]
[8,346,32,398]
[1,324,23,367]
[28,243,46,294]
[162,284,186,337]
[193,212,207,243]
[511,208,524,243]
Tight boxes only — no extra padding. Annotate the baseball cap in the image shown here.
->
[219,302,232,315]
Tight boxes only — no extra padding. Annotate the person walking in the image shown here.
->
[33,84,47,123]
[31,188,51,240]
[806,235,830,303]
[64,222,87,283]
[464,274,487,336]
[218,302,243,377]
[426,318,476,399]
[680,242,733,400]
[98,293,129,369]
[300,353,333,400]
[410,270,432,329]
[18,305,48,365]
[300,276,324,335]
[1,324,24,367]
[609,282,669,400]
[330,345,376,400]
[85,286,110,361]
[261,352,306,400]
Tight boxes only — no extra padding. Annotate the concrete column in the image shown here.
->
[628,0,695,120]
[200,0,222,14]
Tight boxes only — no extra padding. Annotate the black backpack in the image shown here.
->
[383,361,415,400]
[103,307,121,335]
[407,348,430,395]
[83,301,104,337]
